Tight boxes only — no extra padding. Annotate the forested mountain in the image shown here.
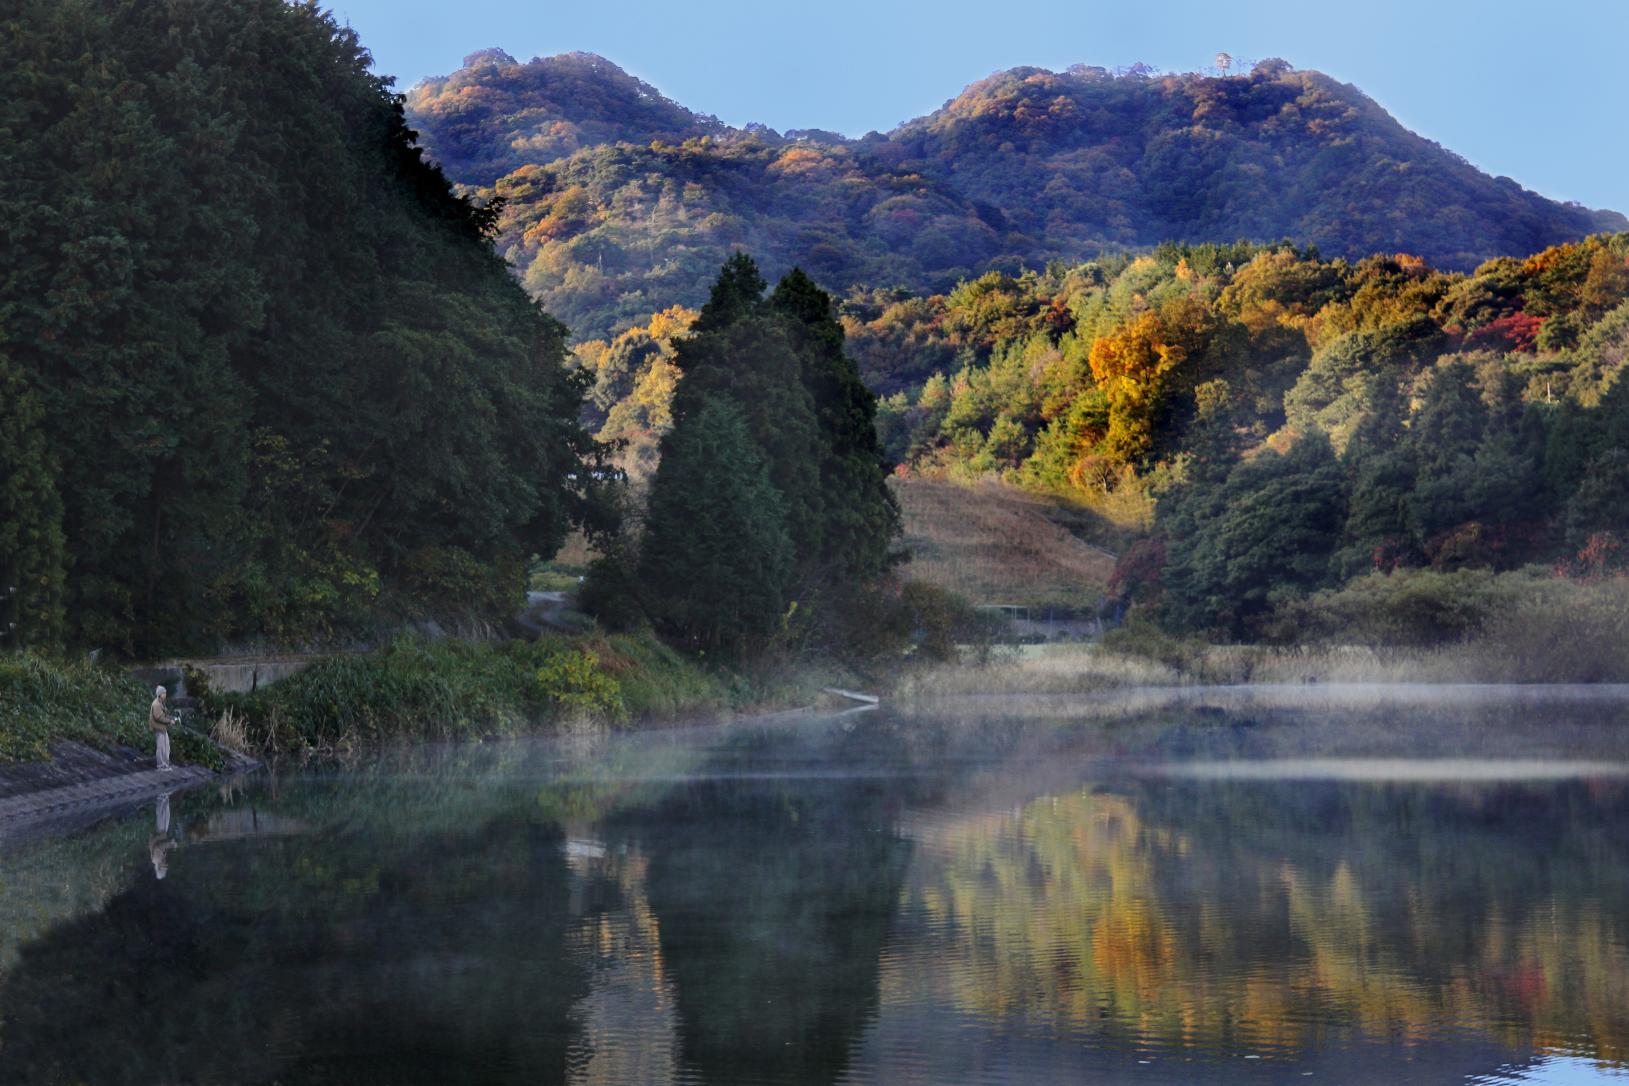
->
[405,53,1624,343]
[869,233,1629,634]
[572,222,1629,638]
[1,1,593,655]
[406,50,733,186]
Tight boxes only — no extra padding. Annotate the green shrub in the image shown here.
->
[535,645,624,717]
[1269,567,1562,647]
[1268,567,1629,681]
[204,631,749,752]
[594,633,732,719]
[0,653,220,767]
[1099,614,1205,673]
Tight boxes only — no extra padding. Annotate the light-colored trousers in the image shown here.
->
[155,730,170,768]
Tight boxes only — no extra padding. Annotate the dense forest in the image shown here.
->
[874,233,1629,636]
[0,0,595,656]
[405,51,1624,343]
[581,231,1629,642]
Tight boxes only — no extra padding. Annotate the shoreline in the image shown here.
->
[7,675,1628,848]
[0,741,257,853]
[0,690,851,848]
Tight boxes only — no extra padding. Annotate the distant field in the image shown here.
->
[892,478,1121,614]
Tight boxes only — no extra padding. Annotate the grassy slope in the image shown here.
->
[197,631,745,756]
[0,655,219,766]
[892,477,1120,613]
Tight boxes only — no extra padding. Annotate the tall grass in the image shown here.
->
[893,643,1179,700]
[202,630,751,757]
[0,653,220,766]
[898,570,1629,697]
[1264,569,1629,683]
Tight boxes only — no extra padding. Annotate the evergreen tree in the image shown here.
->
[1564,448,1629,547]
[639,400,793,656]
[692,252,769,335]
[770,269,901,581]
[0,353,66,648]
[1183,379,1244,487]
[1405,362,1492,544]
[671,259,826,573]
[1336,452,1418,576]
[1335,371,1418,574]
[1162,432,1345,636]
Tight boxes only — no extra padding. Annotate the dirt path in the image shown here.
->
[517,590,579,634]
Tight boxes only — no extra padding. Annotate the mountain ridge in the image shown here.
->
[404,51,1625,342]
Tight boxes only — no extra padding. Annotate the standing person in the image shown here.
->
[150,685,174,771]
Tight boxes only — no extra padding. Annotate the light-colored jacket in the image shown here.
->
[150,698,172,733]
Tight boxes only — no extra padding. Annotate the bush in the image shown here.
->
[203,631,747,753]
[0,653,219,767]
[592,633,732,719]
[534,645,623,717]
[1268,567,1556,647]
[1267,567,1629,680]
[1099,614,1205,673]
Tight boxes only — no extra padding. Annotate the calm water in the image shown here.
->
[3,686,1628,1085]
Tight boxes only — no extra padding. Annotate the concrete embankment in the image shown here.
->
[0,741,256,850]
[131,656,320,697]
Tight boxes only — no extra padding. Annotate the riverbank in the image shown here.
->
[0,632,847,834]
[0,742,231,849]
[892,633,1629,701]
[2,629,843,772]
[0,654,224,767]
[192,631,847,757]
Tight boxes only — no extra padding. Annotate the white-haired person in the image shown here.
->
[150,685,175,771]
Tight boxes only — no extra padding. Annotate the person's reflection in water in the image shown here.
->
[148,791,177,880]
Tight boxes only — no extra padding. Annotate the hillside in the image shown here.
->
[0,2,591,654]
[892,478,1118,613]
[405,53,1625,342]
[405,50,733,186]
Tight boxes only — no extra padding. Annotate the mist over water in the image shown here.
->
[2,687,1627,1084]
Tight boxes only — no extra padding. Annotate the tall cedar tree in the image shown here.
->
[668,257,825,573]
[770,269,901,582]
[0,0,591,653]
[639,400,794,655]
[0,354,67,647]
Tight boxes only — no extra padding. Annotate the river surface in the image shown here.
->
[2,685,1628,1084]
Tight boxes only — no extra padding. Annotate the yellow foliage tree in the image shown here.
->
[1088,313,1187,463]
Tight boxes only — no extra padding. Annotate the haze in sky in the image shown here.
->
[332,0,1627,213]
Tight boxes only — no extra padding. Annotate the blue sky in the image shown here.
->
[330,0,1627,212]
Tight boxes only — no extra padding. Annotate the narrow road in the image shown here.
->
[517,590,578,634]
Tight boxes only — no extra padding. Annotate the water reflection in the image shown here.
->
[148,791,177,880]
[878,776,1629,1080]
[0,693,1625,1084]
[0,800,587,1083]
[615,727,912,1085]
